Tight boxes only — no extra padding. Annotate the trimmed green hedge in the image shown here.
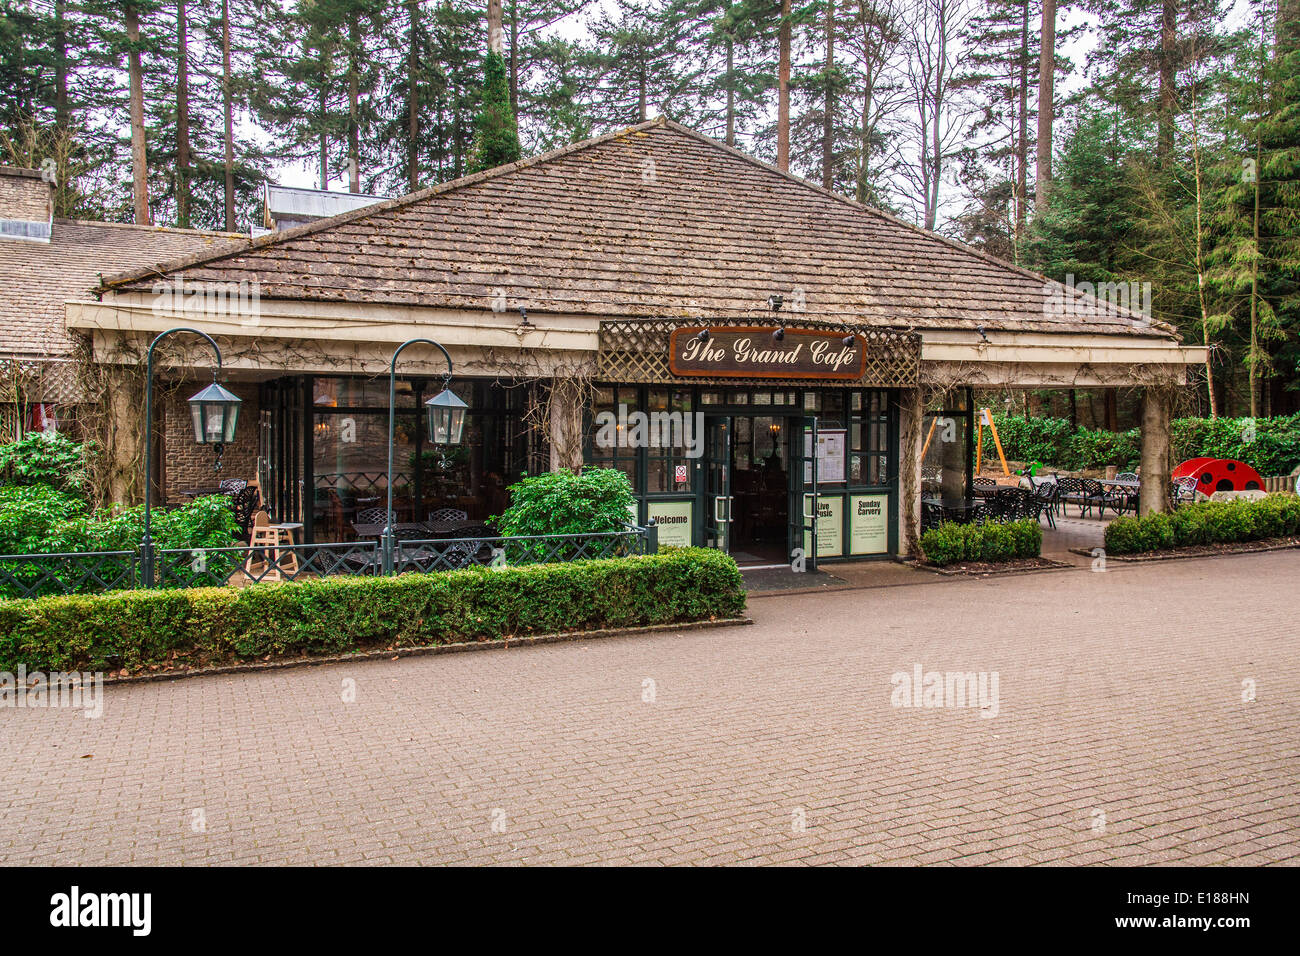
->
[0,548,746,673]
[1103,494,1300,555]
[921,518,1042,567]
[990,412,1300,475]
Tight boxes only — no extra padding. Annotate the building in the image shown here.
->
[7,120,1204,565]
[0,165,242,473]
[258,183,391,235]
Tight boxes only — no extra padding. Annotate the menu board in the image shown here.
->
[849,493,889,555]
[803,429,847,484]
[645,499,694,548]
[801,494,843,558]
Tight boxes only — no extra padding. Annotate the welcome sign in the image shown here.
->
[668,326,866,380]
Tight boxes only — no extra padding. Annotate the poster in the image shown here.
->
[801,494,843,558]
[645,499,694,548]
[803,429,847,484]
[850,494,889,555]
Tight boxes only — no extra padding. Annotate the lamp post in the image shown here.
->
[141,328,242,587]
[383,338,468,573]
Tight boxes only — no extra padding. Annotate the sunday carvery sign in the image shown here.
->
[668,326,866,380]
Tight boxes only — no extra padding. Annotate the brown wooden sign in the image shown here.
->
[668,326,866,381]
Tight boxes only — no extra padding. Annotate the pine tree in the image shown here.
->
[470,49,522,172]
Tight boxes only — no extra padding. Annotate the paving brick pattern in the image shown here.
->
[2,551,1297,866]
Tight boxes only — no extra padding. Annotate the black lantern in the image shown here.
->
[425,385,468,445]
[188,380,242,445]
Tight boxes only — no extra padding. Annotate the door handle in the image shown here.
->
[803,493,816,522]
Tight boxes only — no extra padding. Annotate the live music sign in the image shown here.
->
[668,326,866,381]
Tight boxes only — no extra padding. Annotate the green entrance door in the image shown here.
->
[700,415,732,552]
[789,416,819,572]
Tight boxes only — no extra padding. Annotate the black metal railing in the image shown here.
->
[0,550,139,600]
[0,524,659,599]
[393,528,653,574]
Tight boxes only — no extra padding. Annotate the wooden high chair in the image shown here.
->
[244,510,299,581]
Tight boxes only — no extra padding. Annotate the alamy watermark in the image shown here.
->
[890,663,1000,718]
[1,666,103,719]
[151,272,261,326]
[593,404,704,458]
[1046,274,1152,320]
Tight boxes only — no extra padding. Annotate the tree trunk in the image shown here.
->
[638,62,647,122]
[1035,0,1055,215]
[348,16,360,192]
[125,5,150,225]
[725,37,735,147]
[823,0,835,189]
[1015,0,1029,255]
[1157,0,1176,162]
[176,0,191,228]
[488,0,503,55]
[508,0,518,111]
[778,0,791,171]
[221,0,235,230]
[408,0,419,192]
[54,0,69,135]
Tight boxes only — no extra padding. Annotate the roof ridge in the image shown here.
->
[98,119,667,291]
[56,218,245,239]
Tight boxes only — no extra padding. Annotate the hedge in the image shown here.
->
[1103,494,1300,555]
[0,547,746,673]
[989,412,1300,475]
[920,518,1042,566]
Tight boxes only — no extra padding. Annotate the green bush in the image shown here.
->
[991,412,1300,475]
[0,432,93,497]
[921,518,1042,566]
[0,548,746,673]
[0,492,240,598]
[1103,494,1300,554]
[492,468,638,558]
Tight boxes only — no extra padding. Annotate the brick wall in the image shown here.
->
[161,381,261,503]
[0,168,52,222]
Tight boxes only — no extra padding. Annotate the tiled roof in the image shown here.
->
[102,119,1173,339]
[0,219,243,359]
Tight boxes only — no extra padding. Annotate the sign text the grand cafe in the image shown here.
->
[669,326,865,380]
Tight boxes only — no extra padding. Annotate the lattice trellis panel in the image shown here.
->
[598,319,921,387]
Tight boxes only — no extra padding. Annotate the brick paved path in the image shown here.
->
[3,551,1297,865]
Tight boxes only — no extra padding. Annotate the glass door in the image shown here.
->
[701,415,732,552]
[789,416,819,572]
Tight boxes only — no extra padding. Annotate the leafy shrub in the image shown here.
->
[991,412,1300,475]
[1103,494,1300,554]
[986,415,1077,465]
[0,493,240,597]
[492,468,638,558]
[0,484,89,554]
[0,432,93,497]
[0,547,746,673]
[1104,513,1175,554]
[921,518,1042,566]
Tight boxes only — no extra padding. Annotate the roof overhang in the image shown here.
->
[67,295,1203,388]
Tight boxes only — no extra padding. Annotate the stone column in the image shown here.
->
[547,377,586,473]
[897,386,925,557]
[1139,385,1175,515]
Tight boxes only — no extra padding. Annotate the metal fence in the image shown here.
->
[0,525,659,600]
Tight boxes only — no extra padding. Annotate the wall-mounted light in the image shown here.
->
[976,325,991,344]
[772,326,785,343]
[696,328,711,343]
